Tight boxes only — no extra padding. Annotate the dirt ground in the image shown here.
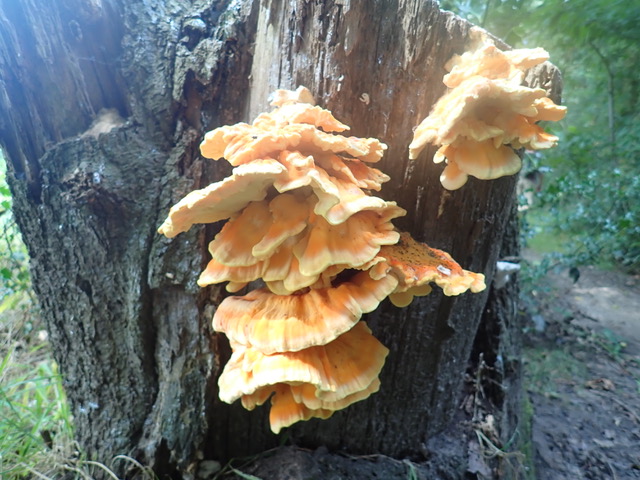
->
[526,264,640,479]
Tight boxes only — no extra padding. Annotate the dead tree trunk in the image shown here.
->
[0,0,560,477]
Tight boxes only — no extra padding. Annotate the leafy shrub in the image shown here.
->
[0,155,32,311]
[533,127,640,273]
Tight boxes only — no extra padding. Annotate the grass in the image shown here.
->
[1,293,167,480]
[2,156,83,477]
[0,301,72,478]
[0,302,160,479]
[517,393,537,480]
[523,345,589,398]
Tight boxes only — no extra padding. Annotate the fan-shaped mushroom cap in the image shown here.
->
[199,199,403,293]
[263,384,335,434]
[388,284,433,308]
[409,76,554,160]
[253,194,312,259]
[270,86,316,107]
[438,156,470,191]
[208,201,275,267]
[312,175,396,225]
[444,43,549,88]
[200,253,343,295]
[240,376,382,434]
[273,150,340,205]
[208,194,310,266]
[290,376,381,409]
[314,153,390,191]
[434,139,522,190]
[218,321,389,406]
[502,47,550,71]
[157,160,286,238]
[212,271,398,354]
[410,36,566,189]
[378,232,486,302]
[198,236,298,288]
[268,376,382,433]
[260,103,350,133]
[275,150,395,225]
[200,89,386,167]
[198,257,270,287]
[241,377,382,414]
[530,97,568,123]
[201,122,386,167]
[202,95,353,160]
[294,207,403,277]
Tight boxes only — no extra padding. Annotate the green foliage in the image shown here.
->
[0,344,73,477]
[537,161,639,272]
[1,154,32,309]
[440,0,543,45]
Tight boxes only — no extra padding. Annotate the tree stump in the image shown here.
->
[0,0,561,477]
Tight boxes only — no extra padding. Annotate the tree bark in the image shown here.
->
[0,0,560,478]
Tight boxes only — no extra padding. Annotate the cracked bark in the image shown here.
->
[0,0,560,477]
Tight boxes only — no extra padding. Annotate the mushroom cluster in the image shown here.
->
[409,28,567,190]
[158,87,485,433]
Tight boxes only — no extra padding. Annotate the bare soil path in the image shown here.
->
[527,264,640,479]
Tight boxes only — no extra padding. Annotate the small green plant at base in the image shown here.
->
[0,343,158,479]
[0,344,73,478]
[472,428,527,480]
[404,460,418,480]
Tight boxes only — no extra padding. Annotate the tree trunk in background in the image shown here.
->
[0,0,561,478]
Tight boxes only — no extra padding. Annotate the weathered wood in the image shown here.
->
[0,0,559,477]
[239,0,514,457]
[0,0,260,472]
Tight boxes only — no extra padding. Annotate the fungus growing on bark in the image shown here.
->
[158,87,487,433]
[218,321,388,433]
[409,28,566,190]
[196,195,404,295]
[212,272,398,354]
[157,160,286,238]
[377,232,486,306]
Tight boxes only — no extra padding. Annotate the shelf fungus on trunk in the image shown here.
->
[158,87,487,433]
[377,232,486,307]
[409,27,567,190]
[218,321,388,434]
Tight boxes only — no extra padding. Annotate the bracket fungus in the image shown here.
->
[409,28,567,190]
[159,87,487,433]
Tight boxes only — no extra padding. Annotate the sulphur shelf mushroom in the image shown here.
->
[219,321,388,433]
[409,27,567,190]
[211,271,398,355]
[158,87,486,433]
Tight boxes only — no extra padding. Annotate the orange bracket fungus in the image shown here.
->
[409,28,567,190]
[158,86,487,433]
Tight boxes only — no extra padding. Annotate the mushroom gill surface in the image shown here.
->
[158,87,487,433]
